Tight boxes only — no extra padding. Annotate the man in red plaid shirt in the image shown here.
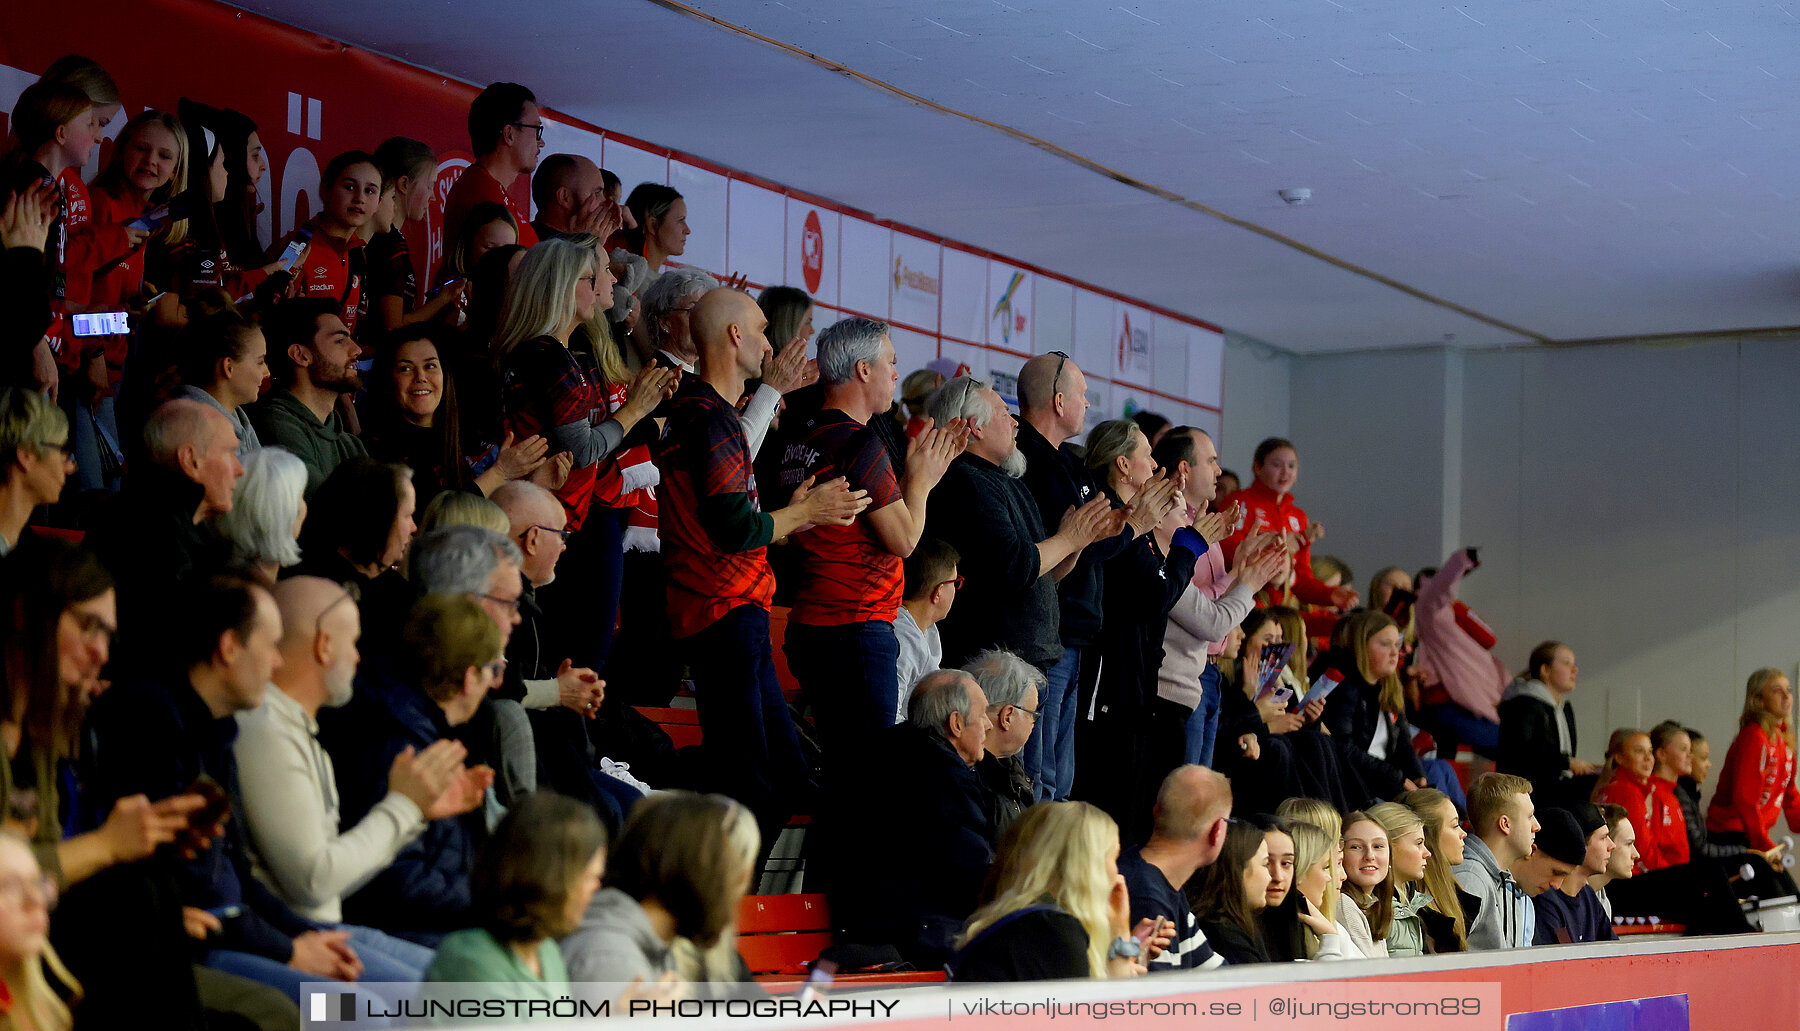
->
[654,288,868,837]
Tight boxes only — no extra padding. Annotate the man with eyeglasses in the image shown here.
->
[963,648,1043,840]
[1012,352,1178,803]
[895,538,961,717]
[491,482,653,806]
[0,386,73,557]
[441,81,543,260]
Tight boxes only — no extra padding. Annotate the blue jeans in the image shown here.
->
[1185,663,1224,767]
[686,605,809,840]
[1027,645,1084,801]
[1420,701,1501,758]
[202,924,430,1004]
[784,619,900,766]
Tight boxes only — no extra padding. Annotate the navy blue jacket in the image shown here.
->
[1532,884,1616,944]
[84,676,315,961]
[926,453,1062,669]
[318,659,480,936]
[825,724,995,966]
[1016,420,1135,648]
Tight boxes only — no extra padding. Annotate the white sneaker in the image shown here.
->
[599,757,653,796]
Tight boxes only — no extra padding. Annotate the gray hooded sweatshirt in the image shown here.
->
[1453,834,1534,950]
[560,887,675,983]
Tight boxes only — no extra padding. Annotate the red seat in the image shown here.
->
[660,723,702,749]
[28,526,84,543]
[735,893,946,986]
[633,706,699,725]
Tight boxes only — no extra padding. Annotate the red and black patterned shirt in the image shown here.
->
[654,379,774,638]
[776,408,906,625]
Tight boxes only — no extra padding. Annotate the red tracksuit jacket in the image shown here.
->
[1706,721,1800,852]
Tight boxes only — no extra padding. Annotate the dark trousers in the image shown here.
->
[785,619,900,769]
[537,505,627,674]
[1606,862,1754,935]
[686,604,810,842]
[607,549,682,706]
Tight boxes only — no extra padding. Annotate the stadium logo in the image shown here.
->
[893,256,939,297]
[991,271,1026,343]
[802,210,824,293]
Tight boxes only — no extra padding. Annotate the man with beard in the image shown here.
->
[247,299,368,495]
[922,375,1119,672]
[235,577,483,938]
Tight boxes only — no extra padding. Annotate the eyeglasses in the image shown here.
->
[35,440,74,459]
[482,658,508,677]
[1046,350,1070,404]
[936,574,966,591]
[520,525,572,544]
[474,591,523,614]
[315,582,359,640]
[1013,703,1040,721]
[509,122,545,142]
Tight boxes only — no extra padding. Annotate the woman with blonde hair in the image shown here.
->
[1397,788,1469,952]
[1707,668,1800,855]
[1365,803,1433,957]
[497,238,678,672]
[1289,820,1356,960]
[951,802,1150,981]
[1277,797,1342,842]
[415,489,509,538]
[0,832,80,1031]
[1323,611,1431,806]
[562,791,760,984]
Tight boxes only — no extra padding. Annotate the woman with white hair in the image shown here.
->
[213,446,307,580]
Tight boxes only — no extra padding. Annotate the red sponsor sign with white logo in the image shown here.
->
[801,209,824,293]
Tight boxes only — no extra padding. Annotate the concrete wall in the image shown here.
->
[1272,337,1800,789]
[1220,332,1292,475]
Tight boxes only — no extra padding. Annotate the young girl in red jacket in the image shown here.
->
[1594,728,1689,872]
[1707,668,1800,860]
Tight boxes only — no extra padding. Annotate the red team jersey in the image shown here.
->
[272,222,366,335]
[441,164,538,256]
[776,409,906,626]
[655,380,774,639]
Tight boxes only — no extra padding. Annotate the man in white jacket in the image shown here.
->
[235,577,487,972]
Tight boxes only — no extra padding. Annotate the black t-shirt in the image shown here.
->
[1118,845,1222,970]
[949,906,1090,982]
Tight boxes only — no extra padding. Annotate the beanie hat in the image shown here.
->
[1533,808,1587,866]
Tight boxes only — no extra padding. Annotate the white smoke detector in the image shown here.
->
[1278,188,1312,205]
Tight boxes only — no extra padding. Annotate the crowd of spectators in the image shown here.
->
[0,58,1794,1028]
